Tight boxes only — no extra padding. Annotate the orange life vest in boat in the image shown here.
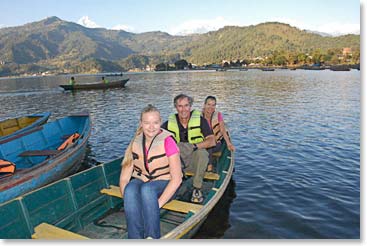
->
[131,129,172,182]
[0,159,16,175]
[57,133,80,151]
[209,111,223,142]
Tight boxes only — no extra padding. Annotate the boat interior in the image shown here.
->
[0,117,88,169]
[0,144,232,239]
[0,117,40,137]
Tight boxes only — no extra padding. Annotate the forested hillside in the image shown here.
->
[0,17,360,76]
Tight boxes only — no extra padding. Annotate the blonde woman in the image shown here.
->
[119,104,182,239]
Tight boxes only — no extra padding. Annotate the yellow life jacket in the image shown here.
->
[210,111,223,142]
[58,133,80,151]
[131,129,173,182]
[0,159,16,176]
[167,110,204,144]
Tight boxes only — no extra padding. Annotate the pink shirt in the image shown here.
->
[164,136,180,157]
[218,111,224,122]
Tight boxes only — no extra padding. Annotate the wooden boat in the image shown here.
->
[0,113,91,204]
[60,79,129,91]
[105,72,123,77]
[330,65,351,71]
[0,112,51,142]
[261,68,275,71]
[0,140,234,239]
[301,65,326,70]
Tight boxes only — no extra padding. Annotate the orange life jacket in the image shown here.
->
[0,159,16,175]
[57,133,80,151]
[131,129,173,182]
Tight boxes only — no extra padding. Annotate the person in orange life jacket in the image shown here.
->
[119,104,182,239]
[161,94,216,204]
[202,96,235,172]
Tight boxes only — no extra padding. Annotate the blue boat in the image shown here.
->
[0,113,91,204]
[0,112,51,142]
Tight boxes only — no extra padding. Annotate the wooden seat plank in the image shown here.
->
[101,185,203,214]
[185,171,220,180]
[162,199,203,214]
[212,151,222,158]
[32,223,89,240]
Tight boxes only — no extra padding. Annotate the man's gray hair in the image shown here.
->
[173,94,194,107]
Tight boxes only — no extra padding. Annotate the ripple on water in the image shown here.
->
[0,70,360,239]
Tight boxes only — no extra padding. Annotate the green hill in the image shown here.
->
[0,17,360,76]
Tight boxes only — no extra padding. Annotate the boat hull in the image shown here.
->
[0,113,91,204]
[0,138,233,239]
[60,79,129,91]
[0,112,51,142]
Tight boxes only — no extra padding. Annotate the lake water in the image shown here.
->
[0,69,360,239]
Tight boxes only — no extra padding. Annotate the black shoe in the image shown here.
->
[191,188,203,203]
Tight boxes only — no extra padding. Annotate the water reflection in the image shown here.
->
[193,178,237,238]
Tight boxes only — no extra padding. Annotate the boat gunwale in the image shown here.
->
[161,151,235,239]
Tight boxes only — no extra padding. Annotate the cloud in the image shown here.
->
[171,16,359,37]
[315,23,360,36]
[111,24,135,32]
[259,17,360,36]
[169,16,240,35]
[77,16,100,28]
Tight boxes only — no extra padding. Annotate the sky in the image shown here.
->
[0,0,362,36]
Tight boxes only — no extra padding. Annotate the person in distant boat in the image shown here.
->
[119,104,182,239]
[102,76,109,84]
[202,96,235,172]
[161,94,216,204]
[69,76,75,85]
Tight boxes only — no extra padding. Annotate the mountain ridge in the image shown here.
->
[0,16,360,75]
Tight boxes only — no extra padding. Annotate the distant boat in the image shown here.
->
[261,68,275,71]
[105,72,123,77]
[0,137,234,239]
[0,112,51,142]
[330,66,351,71]
[301,65,325,70]
[60,79,129,91]
[0,113,91,204]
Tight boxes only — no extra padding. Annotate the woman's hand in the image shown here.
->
[227,142,235,152]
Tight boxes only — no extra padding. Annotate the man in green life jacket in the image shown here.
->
[161,94,216,204]
[69,76,75,85]
[102,76,109,84]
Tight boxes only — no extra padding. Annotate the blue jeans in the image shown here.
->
[124,178,169,239]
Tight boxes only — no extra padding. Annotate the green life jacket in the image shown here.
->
[168,110,204,144]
